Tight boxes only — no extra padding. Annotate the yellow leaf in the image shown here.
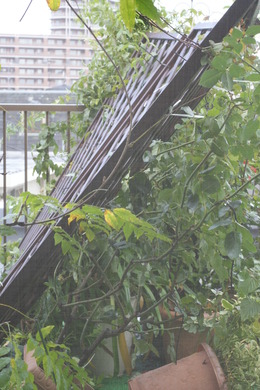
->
[118,333,132,376]
[46,0,61,11]
[139,295,144,311]
[104,209,122,231]
[67,209,85,226]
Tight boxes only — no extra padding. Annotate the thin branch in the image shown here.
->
[180,149,212,209]
[65,0,134,199]
[19,0,33,22]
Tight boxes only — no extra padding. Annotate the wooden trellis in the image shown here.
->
[0,0,259,326]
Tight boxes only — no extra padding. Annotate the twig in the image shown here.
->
[19,0,33,22]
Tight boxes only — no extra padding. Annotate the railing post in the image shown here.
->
[2,111,7,245]
[24,111,28,234]
[67,111,71,154]
[24,111,28,193]
[0,104,85,244]
[46,111,50,184]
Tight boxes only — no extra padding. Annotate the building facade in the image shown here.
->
[0,0,119,90]
[0,33,92,90]
[50,0,118,36]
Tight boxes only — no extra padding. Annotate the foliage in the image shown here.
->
[33,201,171,367]
[71,0,150,137]
[1,3,260,386]
[46,0,160,31]
[31,121,68,185]
[0,331,35,389]
[0,324,93,389]
[212,295,260,389]
[46,0,61,12]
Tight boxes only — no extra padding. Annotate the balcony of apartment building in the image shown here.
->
[0,102,85,241]
[0,33,91,90]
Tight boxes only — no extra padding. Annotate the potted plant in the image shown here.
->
[212,295,260,389]
[0,324,94,389]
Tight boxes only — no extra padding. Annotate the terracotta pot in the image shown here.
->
[128,343,227,390]
[24,346,94,390]
[160,306,212,362]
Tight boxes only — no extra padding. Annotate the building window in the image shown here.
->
[48,49,65,55]
[70,49,85,56]
[69,59,82,66]
[53,59,64,65]
[0,37,14,43]
[70,69,79,76]
[19,38,33,44]
[0,47,14,54]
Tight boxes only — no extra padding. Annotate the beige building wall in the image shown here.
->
[0,0,118,90]
[0,34,91,90]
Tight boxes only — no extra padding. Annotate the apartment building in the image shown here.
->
[0,34,92,90]
[0,0,119,90]
[50,0,118,36]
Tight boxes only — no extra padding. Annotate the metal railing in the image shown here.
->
[0,103,85,241]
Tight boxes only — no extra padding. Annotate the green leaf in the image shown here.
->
[238,277,259,296]
[246,25,260,36]
[0,347,10,358]
[221,298,234,311]
[235,223,254,244]
[0,225,17,237]
[61,240,72,256]
[42,355,53,379]
[231,27,243,39]
[211,53,232,71]
[143,284,161,322]
[54,232,63,246]
[224,36,243,53]
[136,0,160,22]
[252,318,260,336]
[242,36,256,45]
[241,119,259,141]
[120,0,136,31]
[245,73,260,82]
[224,231,242,259]
[0,367,11,387]
[123,222,134,241]
[229,64,245,78]
[0,357,11,370]
[199,69,222,88]
[211,135,229,157]
[240,298,260,321]
[208,218,232,231]
[201,175,220,194]
[187,193,199,211]
[221,71,233,90]
[210,257,229,282]
[84,227,95,242]
[36,325,54,342]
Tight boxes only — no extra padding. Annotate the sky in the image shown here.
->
[0,0,50,35]
[0,0,232,36]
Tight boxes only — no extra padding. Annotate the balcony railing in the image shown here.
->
[0,103,85,242]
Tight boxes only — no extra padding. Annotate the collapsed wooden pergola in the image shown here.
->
[0,0,259,326]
